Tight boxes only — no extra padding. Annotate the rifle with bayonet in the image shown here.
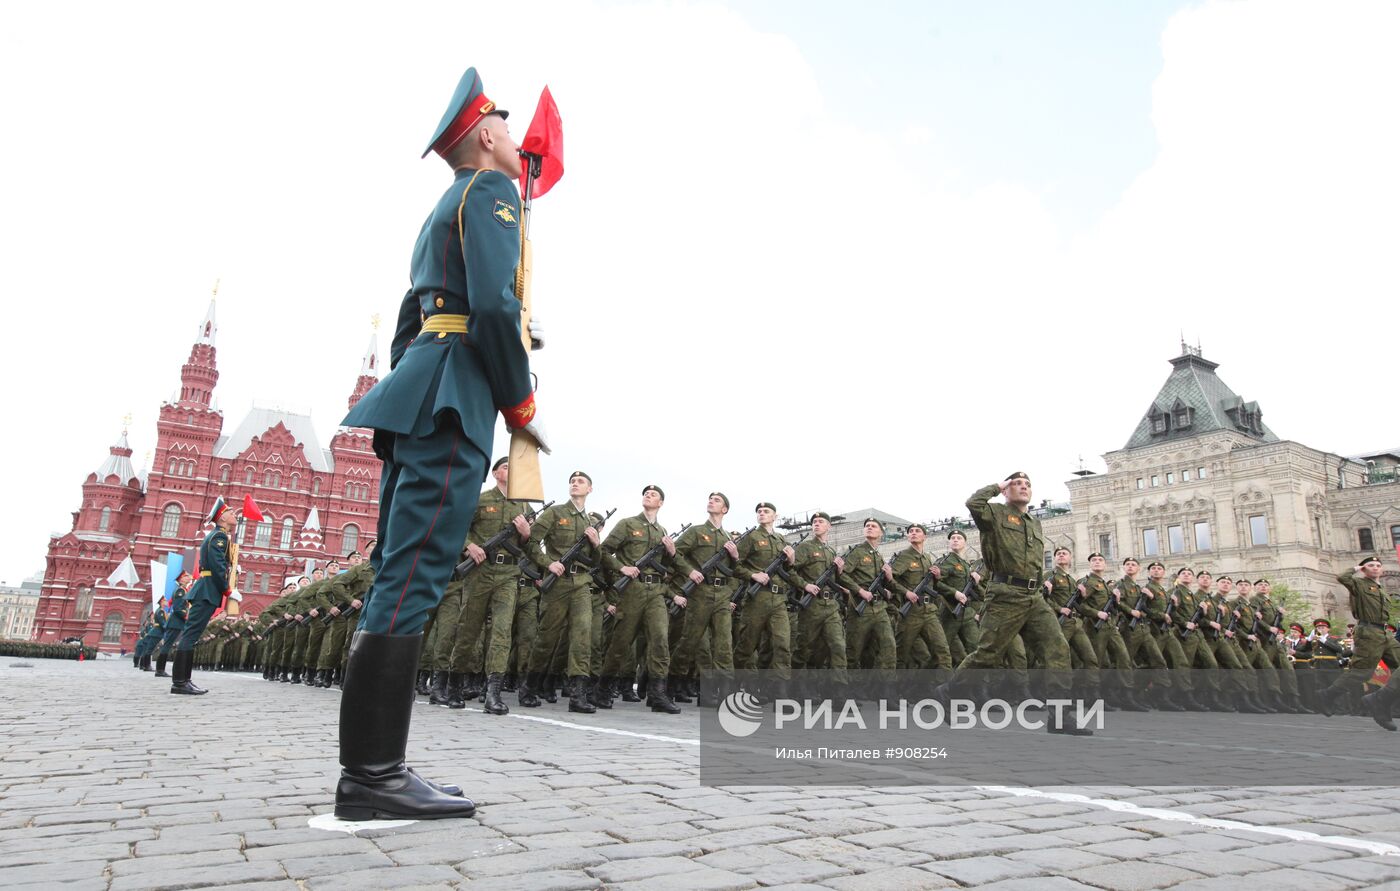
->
[733,532,808,607]
[795,544,860,609]
[613,523,693,596]
[669,526,759,615]
[452,501,555,581]
[538,508,617,595]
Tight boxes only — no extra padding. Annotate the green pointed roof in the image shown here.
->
[1124,348,1278,449]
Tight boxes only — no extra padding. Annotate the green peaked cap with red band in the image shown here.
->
[424,67,509,159]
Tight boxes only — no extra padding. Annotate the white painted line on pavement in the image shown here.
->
[976,784,1400,857]
[308,813,416,833]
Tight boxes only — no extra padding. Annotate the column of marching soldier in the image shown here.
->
[132,465,1400,728]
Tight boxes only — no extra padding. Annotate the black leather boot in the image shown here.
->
[590,676,615,709]
[290,667,304,684]
[1362,683,1399,731]
[140,654,153,671]
[648,677,681,714]
[446,672,468,709]
[568,676,596,713]
[303,666,318,686]
[1047,705,1094,736]
[483,673,509,715]
[620,673,642,703]
[334,631,476,821]
[541,674,559,705]
[502,672,517,692]
[170,651,207,695]
[518,672,542,708]
[415,670,431,696]
[464,673,484,702]
[428,671,451,706]
[154,654,170,678]
[1236,691,1268,714]
[1154,686,1185,711]
[666,674,690,704]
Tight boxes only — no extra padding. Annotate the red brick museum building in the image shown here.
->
[32,301,383,652]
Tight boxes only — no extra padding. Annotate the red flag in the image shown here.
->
[520,86,564,198]
[243,494,265,523]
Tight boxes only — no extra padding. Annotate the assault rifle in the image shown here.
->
[320,601,362,627]
[734,532,808,606]
[795,545,860,609]
[538,508,617,594]
[1057,587,1084,626]
[612,523,692,596]
[1179,603,1205,640]
[851,557,895,617]
[1093,588,1120,631]
[951,575,983,619]
[452,501,555,580]
[678,527,757,598]
[898,566,942,619]
[1125,586,1150,631]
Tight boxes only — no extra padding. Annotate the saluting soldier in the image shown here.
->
[891,524,953,675]
[598,485,679,713]
[790,512,847,690]
[332,66,547,820]
[732,502,796,700]
[938,474,1088,735]
[1318,556,1400,714]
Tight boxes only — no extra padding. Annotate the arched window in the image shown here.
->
[101,611,124,644]
[245,467,254,485]
[1359,528,1375,551]
[342,524,360,555]
[312,477,321,496]
[160,503,182,538]
[272,471,281,488]
[289,473,299,491]
[74,586,94,620]
[280,516,294,549]
[255,519,273,548]
[98,506,111,533]
[167,456,178,474]
[220,465,230,483]
[264,471,274,487]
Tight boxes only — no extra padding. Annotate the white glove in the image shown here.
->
[518,419,552,455]
[528,316,545,351]
[229,589,243,602]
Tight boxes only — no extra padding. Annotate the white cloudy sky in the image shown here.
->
[1,0,1396,583]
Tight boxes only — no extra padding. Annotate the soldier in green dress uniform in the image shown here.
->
[1320,557,1400,715]
[1078,553,1145,711]
[839,518,897,694]
[732,502,796,699]
[936,530,980,663]
[790,512,847,688]
[1043,547,1098,686]
[890,524,952,675]
[669,492,742,707]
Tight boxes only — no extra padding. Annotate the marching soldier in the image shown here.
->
[936,530,979,663]
[839,518,897,694]
[1200,572,1264,713]
[1078,553,1145,711]
[669,493,742,707]
[790,512,847,690]
[1044,547,1098,686]
[1116,558,1177,710]
[448,459,532,714]
[598,485,679,713]
[1144,561,1201,709]
[1170,567,1222,709]
[315,550,367,688]
[521,472,601,714]
[890,524,952,675]
[732,502,796,700]
[1232,577,1283,710]
[1252,578,1303,712]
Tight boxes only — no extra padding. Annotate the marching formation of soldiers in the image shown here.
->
[132,464,1397,734]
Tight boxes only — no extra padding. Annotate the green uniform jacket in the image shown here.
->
[789,538,838,593]
[1144,580,1171,627]
[528,504,601,573]
[934,552,974,602]
[601,514,672,584]
[670,522,738,592]
[890,546,934,599]
[1076,574,1113,623]
[1170,584,1201,635]
[733,527,792,592]
[328,561,375,605]
[1339,569,1388,625]
[1046,567,1077,612]
[840,542,885,598]
[967,484,1043,582]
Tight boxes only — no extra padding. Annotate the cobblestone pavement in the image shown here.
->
[4,658,1400,891]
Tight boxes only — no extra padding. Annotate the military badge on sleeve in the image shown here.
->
[493,200,519,228]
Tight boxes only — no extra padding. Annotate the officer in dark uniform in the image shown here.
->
[173,499,239,695]
[334,67,547,821]
[155,572,193,677]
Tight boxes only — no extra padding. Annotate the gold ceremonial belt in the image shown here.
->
[199,570,212,577]
[421,313,470,335]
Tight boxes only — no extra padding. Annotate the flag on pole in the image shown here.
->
[243,494,265,523]
[150,560,167,609]
[520,86,563,198]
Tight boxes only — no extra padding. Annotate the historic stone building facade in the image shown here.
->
[804,348,1398,621]
[32,300,383,652]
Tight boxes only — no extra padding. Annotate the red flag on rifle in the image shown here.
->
[243,494,264,523]
[520,86,563,199]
